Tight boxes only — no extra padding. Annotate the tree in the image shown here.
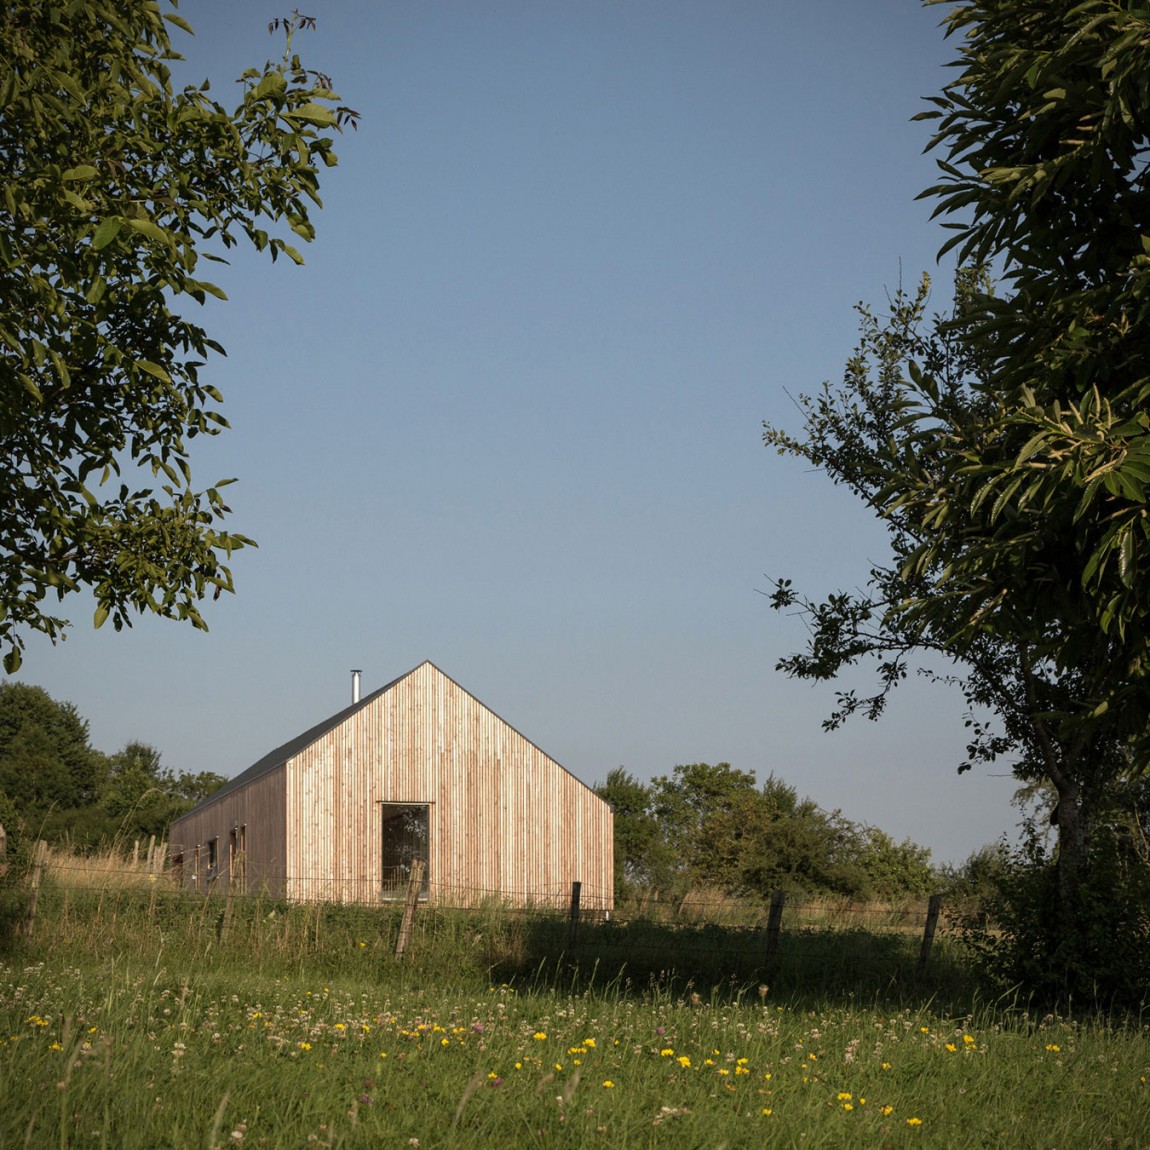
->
[0,2,357,672]
[0,681,107,842]
[595,768,678,897]
[766,270,1150,986]
[102,740,225,840]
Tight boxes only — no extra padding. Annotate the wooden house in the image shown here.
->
[168,661,613,910]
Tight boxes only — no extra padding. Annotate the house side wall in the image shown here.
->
[168,764,287,896]
[285,663,614,908]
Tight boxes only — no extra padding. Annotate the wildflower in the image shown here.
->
[843,1103,854,1111]
[945,1043,957,1053]
[660,1048,674,1057]
[761,1108,772,1116]
[881,1105,893,1117]
[1046,1044,1061,1053]
[837,1093,852,1101]
[678,1056,691,1068]
[334,1024,346,1031]
[881,1062,891,1070]
[357,941,366,948]
[907,1117,922,1126]
[963,1034,975,1046]
[298,1042,312,1051]
[379,1052,388,1059]
[717,1068,730,1076]
[440,1038,449,1047]
[602,1080,615,1088]
[49,1042,62,1051]
[584,1037,595,1048]
[533,1032,547,1041]
[920,1027,929,1034]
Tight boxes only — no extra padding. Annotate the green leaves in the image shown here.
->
[0,2,355,671]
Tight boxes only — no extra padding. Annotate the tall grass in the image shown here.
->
[4,849,1150,1146]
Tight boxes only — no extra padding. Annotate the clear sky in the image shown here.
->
[14,0,1024,865]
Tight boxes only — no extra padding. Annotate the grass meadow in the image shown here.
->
[2,854,1150,1147]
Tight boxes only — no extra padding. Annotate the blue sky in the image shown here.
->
[16,0,1023,864]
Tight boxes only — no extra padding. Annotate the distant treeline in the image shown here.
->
[0,682,225,855]
[595,763,942,902]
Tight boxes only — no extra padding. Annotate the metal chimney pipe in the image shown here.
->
[351,669,362,705]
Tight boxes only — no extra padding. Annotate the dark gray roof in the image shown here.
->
[172,660,601,823]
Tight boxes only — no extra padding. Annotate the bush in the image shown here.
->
[960,823,1150,1010]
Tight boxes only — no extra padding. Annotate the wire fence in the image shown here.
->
[3,844,974,998]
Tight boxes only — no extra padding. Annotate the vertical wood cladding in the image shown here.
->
[176,662,612,909]
[168,763,286,894]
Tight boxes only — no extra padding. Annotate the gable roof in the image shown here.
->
[172,660,597,821]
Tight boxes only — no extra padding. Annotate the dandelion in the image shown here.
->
[441,1038,449,1047]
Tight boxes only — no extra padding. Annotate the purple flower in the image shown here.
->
[358,1094,374,1106]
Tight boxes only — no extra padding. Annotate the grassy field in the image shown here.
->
[2,858,1149,1147]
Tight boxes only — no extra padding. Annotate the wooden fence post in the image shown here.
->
[25,840,48,933]
[764,890,786,968]
[395,859,426,959]
[567,881,582,950]
[917,893,943,974]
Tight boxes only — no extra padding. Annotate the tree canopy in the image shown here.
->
[763,0,1150,1000]
[0,681,225,849]
[0,1,357,673]
[596,763,935,903]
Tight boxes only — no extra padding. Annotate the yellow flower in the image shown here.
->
[379,1052,388,1059]
[334,1023,346,1031]
[584,1038,596,1048]
[735,1066,750,1075]
[963,1034,976,1046]
[907,1117,922,1127]
[881,1062,891,1070]
[678,1055,691,1068]
[717,1068,730,1076]
[945,1043,957,1052]
[440,1038,449,1047]
[298,1042,312,1051]
[837,1093,852,1101]
[533,1032,547,1041]
[843,1103,854,1111]
[919,1027,929,1034]
[881,1105,893,1117]
[1046,1044,1061,1053]
[761,1108,772,1116]
[554,1063,563,1071]
[660,1048,674,1057]
[602,1080,615,1088]
[49,1042,63,1051]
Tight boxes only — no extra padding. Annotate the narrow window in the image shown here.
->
[380,804,430,899]
[207,837,218,882]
